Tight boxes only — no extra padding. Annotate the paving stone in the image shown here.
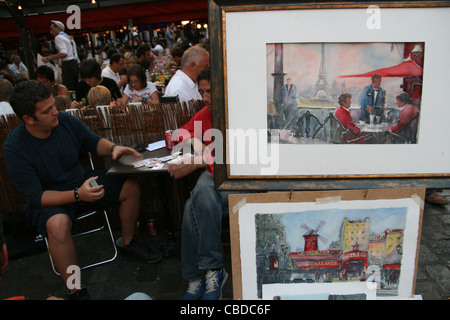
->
[418,245,439,264]
[423,264,450,294]
[439,215,450,225]
[415,281,445,300]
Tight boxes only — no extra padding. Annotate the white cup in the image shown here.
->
[280,130,293,141]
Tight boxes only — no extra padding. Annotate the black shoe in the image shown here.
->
[116,237,162,263]
[67,285,89,300]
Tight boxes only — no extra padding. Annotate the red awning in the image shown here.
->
[383,264,401,270]
[339,59,423,78]
[0,0,208,39]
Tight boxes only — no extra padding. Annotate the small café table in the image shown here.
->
[107,147,173,175]
[359,122,389,144]
[107,146,184,258]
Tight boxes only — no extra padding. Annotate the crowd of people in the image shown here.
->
[0,19,230,301]
[0,20,209,117]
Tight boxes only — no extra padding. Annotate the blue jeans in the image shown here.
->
[181,170,230,280]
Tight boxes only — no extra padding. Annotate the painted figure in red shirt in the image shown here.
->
[335,92,361,136]
[335,92,373,143]
[388,92,419,133]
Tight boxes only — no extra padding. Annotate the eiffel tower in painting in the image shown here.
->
[312,43,330,99]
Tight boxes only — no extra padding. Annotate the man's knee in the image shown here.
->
[46,214,72,242]
[120,178,141,201]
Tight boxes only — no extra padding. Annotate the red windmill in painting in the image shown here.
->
[301,220,328,252]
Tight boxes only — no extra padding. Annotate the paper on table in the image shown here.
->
[37,53,60,81]
[146,140,165,151]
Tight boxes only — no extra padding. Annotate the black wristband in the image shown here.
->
[74,187,83,205]
[111,144,118,154]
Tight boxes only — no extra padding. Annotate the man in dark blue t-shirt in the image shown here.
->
[4,81,162,299]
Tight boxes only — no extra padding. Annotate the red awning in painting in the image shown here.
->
[383,264,401,270]
[339,59,423,78]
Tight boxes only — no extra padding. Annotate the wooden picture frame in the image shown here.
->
[209,0,450,190]
[228,188,425,300]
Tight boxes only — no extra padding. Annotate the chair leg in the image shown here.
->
[79,210,117,271]
[44,236,61,276]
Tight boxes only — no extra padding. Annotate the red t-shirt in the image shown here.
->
[335,106,360,135]
[388,104,419,132]
[178,106,214,174]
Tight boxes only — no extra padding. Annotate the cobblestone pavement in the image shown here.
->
[415,189,450,300]
[0,190,448,300]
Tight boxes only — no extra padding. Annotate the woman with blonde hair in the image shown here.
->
[124,52,137,70]
[87,85,112,108]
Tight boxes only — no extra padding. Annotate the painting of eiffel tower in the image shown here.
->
[312,43,330,99]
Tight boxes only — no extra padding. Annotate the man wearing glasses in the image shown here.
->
[101,53,128,92]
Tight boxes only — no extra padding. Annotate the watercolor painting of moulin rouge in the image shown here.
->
[245,199,421,300]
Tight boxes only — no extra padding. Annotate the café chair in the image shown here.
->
[64,108,81,118]
[0,114,27,218]
[319,112,373,144]
[95,105,112,129]
[385,114,419,144]
[140,103,166,143]
[44,152,117,276]
[313,112,344,143]
[295,110,322,139]
[159,95,179,103]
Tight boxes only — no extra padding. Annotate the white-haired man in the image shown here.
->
[164,46,209,102]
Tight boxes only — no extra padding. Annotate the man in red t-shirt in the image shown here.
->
[168,68,228,300]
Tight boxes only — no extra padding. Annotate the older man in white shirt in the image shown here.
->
[101,53,127,92]
[9,55,28,79]
[164,46,209,103]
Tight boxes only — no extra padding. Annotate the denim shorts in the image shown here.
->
[27,169,126,236]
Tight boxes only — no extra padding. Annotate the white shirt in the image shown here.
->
[10,62,28,75]
[153,44,164,54]
[123,81,158,102]
[0,101,15,116]
[101,65,120,84]
[55,32,79,62]
[164,70,202,102]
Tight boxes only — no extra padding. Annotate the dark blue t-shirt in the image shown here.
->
[3,112,101,208]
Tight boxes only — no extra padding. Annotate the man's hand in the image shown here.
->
[77,177,105,202]
[70,100,82,109]
[111,145,142,161]
[168,155,206,179]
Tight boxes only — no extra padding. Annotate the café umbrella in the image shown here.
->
[338,58,423,78]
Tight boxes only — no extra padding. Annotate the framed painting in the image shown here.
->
[209,0,450,190]
[228,188,425,300]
